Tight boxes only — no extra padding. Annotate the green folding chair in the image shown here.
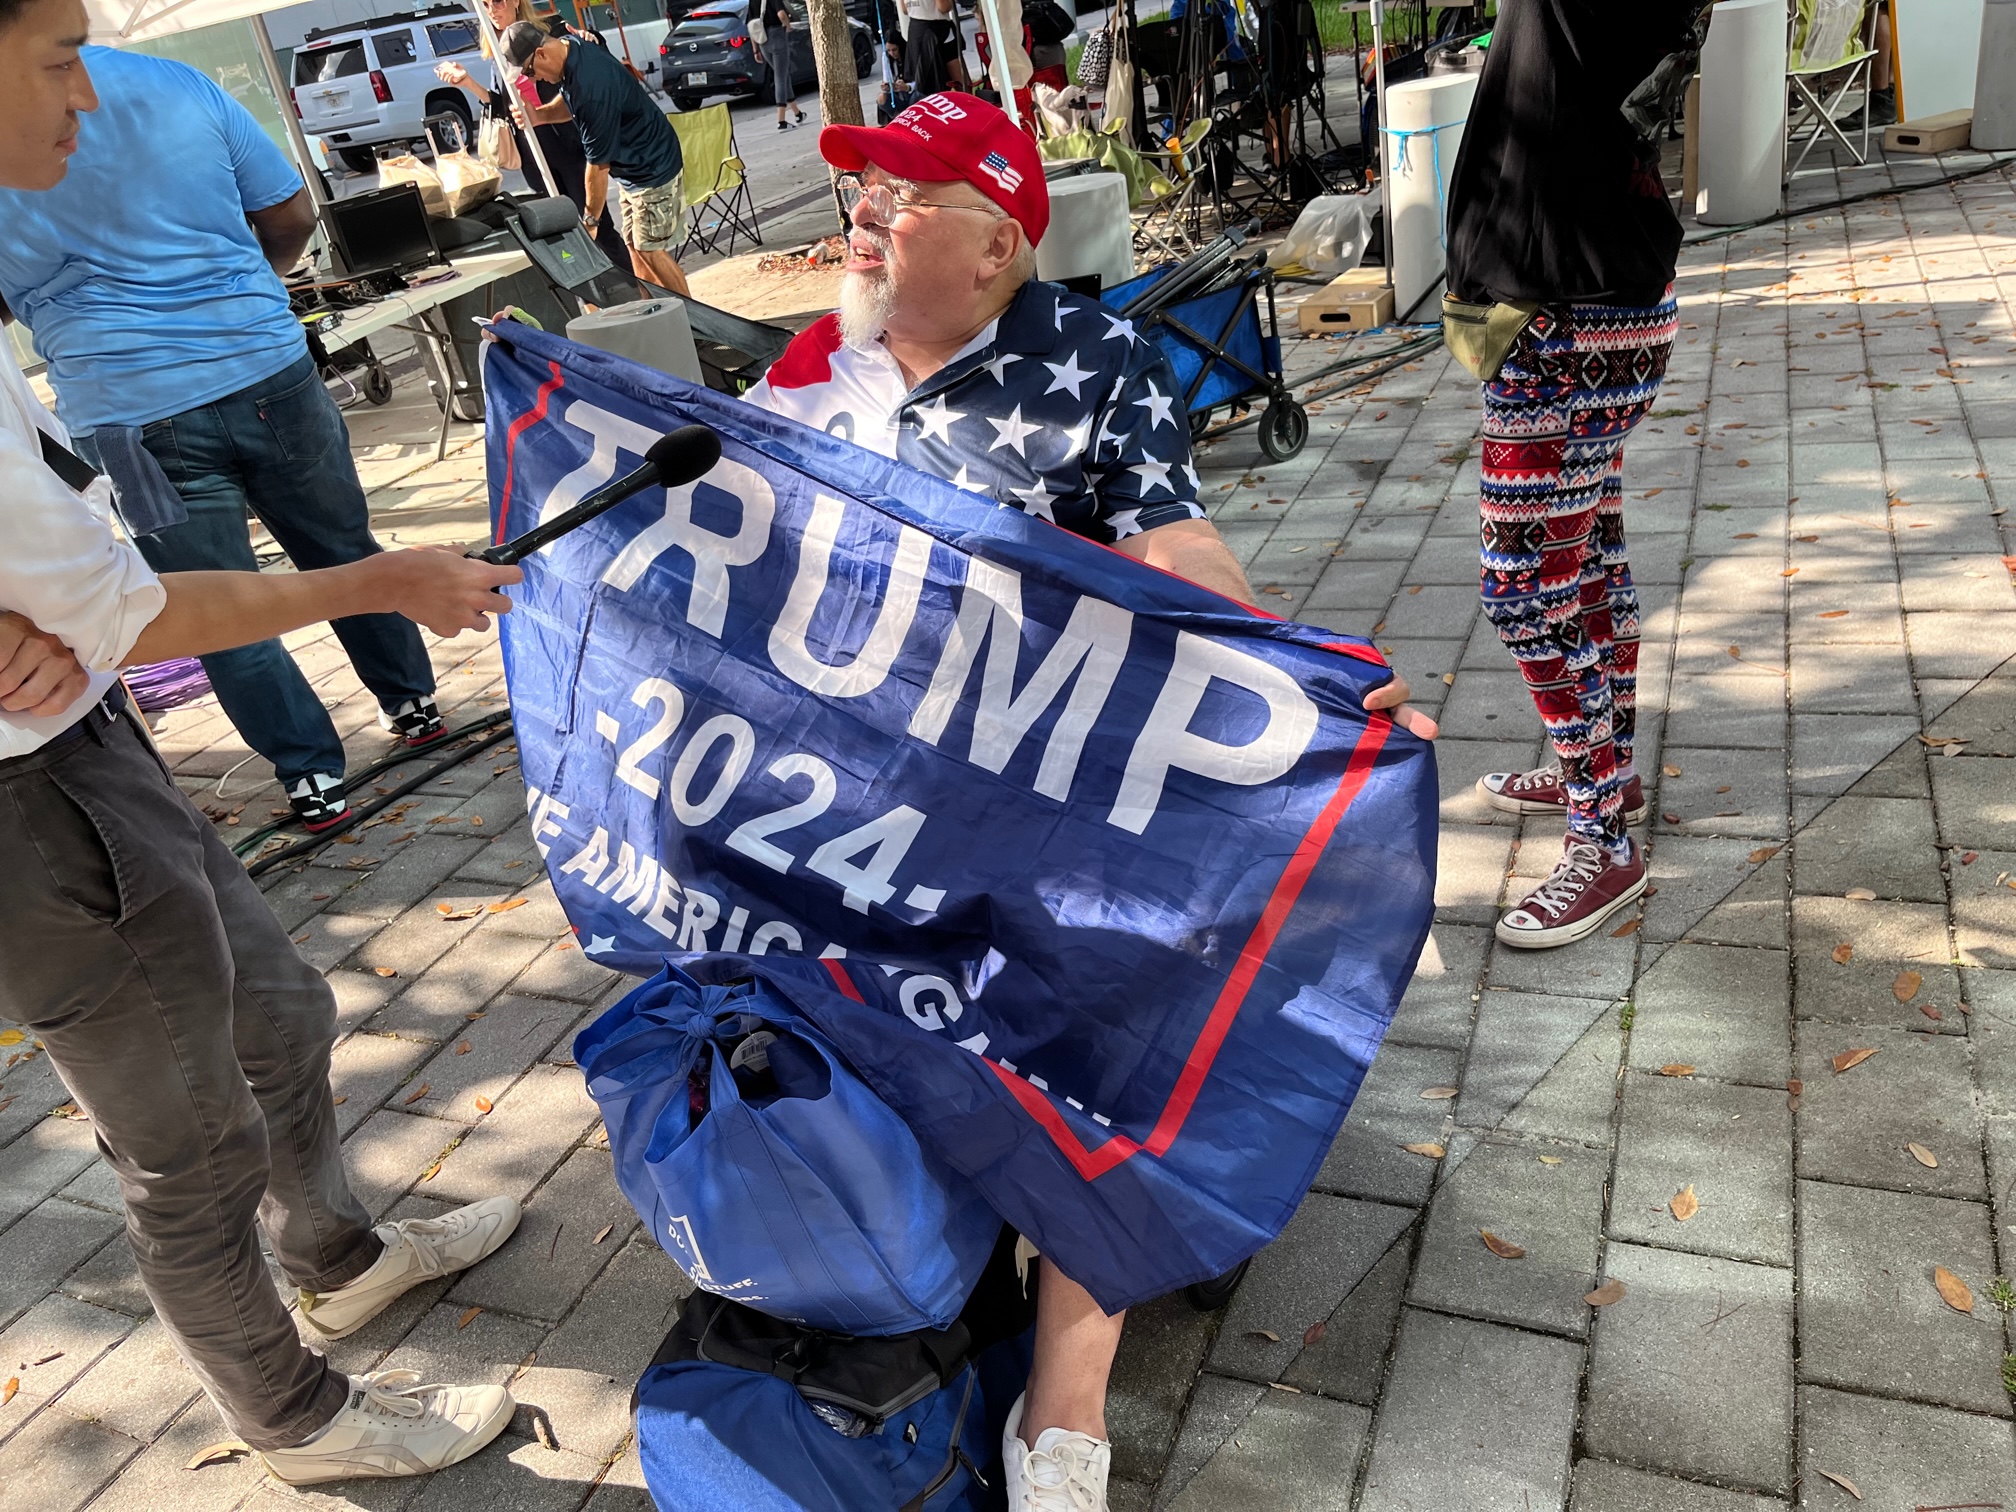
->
[666,102,763,259]
[1786,0,1881,177]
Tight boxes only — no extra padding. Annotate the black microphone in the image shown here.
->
[468,424,723,566]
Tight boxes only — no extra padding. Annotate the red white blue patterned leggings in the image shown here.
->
[1478,292,1679,847]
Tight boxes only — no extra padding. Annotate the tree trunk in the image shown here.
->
[806,0,865,130]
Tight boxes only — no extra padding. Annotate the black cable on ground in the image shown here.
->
[1682,153,2016,244]
[240,715,518,878]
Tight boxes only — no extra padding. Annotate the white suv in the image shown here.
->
[292,5,489,175]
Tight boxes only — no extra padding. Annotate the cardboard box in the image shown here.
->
[1298,270,1395,334]
[1885,110,1974,154]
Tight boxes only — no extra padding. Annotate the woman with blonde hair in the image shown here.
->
[437,0,630,269]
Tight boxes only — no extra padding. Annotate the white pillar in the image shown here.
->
[1696,0,1786,224]
[1381,72,1476,323]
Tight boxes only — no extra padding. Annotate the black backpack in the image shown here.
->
[1024,0,1075,46]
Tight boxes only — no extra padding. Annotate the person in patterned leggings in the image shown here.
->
[1443,0,1698,948]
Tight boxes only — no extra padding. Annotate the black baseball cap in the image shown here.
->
[501,20,550,68]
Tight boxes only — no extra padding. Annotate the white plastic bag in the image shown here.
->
[1268,193,1374,276]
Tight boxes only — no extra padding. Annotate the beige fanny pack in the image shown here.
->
[1441,295,1541,382]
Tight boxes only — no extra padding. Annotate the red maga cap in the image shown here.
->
[819,92,1049,246]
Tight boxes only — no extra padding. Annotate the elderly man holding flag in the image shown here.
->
[743,92,1435,1512]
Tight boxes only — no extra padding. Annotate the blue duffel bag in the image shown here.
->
[632,1240,1038,1512]
[576,965,1002,1335]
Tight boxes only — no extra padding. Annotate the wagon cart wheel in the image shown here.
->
[1189,406,1213,440]
[1182,1257,1252,1312]
[363,364,393,406]
[1258,399,1308,462]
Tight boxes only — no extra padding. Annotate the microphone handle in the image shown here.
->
[468,457,662,567]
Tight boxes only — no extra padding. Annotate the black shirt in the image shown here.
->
[559,35,684,190]
[1445,0,1694,308]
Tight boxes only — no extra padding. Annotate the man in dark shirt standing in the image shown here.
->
[505,20,690,295]
[1443,0,1698,951]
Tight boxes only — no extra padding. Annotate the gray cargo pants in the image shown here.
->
[0,704,380,1449]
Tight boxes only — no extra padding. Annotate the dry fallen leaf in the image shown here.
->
[593,1223,615,1245]
[1748,846,1780,863]
[0,1030,25,1048]
[1402,1142,1447,1158]
[1670,1184,1700,1222]
[1920,1003,1944,1022]
[1832,943,1854,965]
[438,906,483,921]
[1480,1230,1526,1259]
[1818,609,1851,619]
[1584,1279,1627,1307]
[373,966,399,978]
[1246,1329,1282,1342]
[330,1095,347,1106]
[457,1305,484,1330]
[1659,1064,1697,1077]
[1537,1154,1564,1165]
[1934,1265,1974,1314]
[1419,1087,1459,1100]
[402,1082,431,1105]
[488,897,530,913]
[1816,1468,1862,1500]
[474,1096,494,1114]
[1893,970,1922,1003]
[1832,1047,1878,1075]
[1844,887,1877,902]
[1611,917,1643,938]
[1907,1142,1939,1168]
[0,1378,15,1407]
[184,1440,249,1470]
[1662,763,1682,778]
[1303,1321,1328,1347]
[456,1041,472,1055]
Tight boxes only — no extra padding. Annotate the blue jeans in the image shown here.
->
[80,353,434,786]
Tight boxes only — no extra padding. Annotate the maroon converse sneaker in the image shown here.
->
[1477,767,1649,826]
[1496,839,1647,949]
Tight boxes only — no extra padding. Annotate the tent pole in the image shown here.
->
[251,13,327,208]
[975,0,1020,122]
[1369,0,1391,291]
[472,3,558,205]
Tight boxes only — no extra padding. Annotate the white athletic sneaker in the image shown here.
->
[299,1196,521,1340]
[261,1369,514,1485]
[1003,1393,1111,1511]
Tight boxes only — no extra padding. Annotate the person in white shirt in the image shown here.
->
[0,0,547,1485]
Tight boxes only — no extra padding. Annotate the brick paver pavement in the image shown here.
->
[3,152,2014,1511]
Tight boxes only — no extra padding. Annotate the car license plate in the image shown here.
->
[684,71,706,86]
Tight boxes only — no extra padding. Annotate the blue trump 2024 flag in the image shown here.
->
[483,321,1438,1313]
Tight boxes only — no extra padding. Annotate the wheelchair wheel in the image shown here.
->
[1189,406,1213,441]
[363,365,393,406]
[1183,1257,1252,1312]
[1258,399,1308,462]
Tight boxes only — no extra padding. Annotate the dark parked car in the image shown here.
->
[660,0,876,110]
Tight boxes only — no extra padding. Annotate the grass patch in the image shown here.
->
[1703,502,1731,511]
[2002,1353,2016,1396]
[1991,1276,2016,1313]
[1650,407,1695,418]
[1618,1000,1637,1032]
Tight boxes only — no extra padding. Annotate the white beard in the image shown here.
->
[838,267,896,347]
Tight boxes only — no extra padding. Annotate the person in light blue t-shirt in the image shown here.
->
[0,46,449,832]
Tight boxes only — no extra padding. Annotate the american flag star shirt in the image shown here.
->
[742,279,1207,545]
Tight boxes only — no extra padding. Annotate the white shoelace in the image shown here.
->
[1520,843,1606,920]
[352,1370,444,1425]
[1503,766,1564,795]
[380,1212,470,1280]
[1021,1438,1106,1512]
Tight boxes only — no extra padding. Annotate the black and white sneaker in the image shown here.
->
[377,696,447,749]
[287,773,353,833]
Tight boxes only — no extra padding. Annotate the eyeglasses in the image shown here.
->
[838,175,998,226]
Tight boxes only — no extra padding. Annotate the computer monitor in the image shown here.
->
[324,184,441,278]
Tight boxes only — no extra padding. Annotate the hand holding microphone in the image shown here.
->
[469,424,723,566]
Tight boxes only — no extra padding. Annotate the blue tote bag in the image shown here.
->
[576,967,1002,1336]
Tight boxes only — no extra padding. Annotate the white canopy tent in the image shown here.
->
[80,0,551,209]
